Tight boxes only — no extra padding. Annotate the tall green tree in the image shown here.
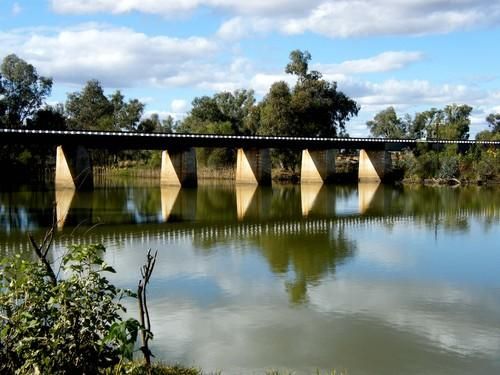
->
[258,82,294,136]
[65,80,114,130]
[65,81,145,131]
[110,90,144,131]
[476,112,500,140]
[26,104,67,131]
[257,50,359,170]
[137,113,175,133]
[486,112,500,133]
[179,89,256,135]
[366,106,407,138]
[0,54,52,128]
[421,104,472,140]
[177,90,256,166]
[287,49,359,137]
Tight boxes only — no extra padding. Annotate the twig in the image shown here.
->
[138,249,157,369]
[27,203,58,286]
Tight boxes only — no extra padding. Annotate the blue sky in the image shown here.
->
[1,0,500,136]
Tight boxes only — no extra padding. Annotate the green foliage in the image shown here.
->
[179,90,256,136]
[65,80,144,131]
[26,104,67,130]
[368,104,472,140]
[138,113,176,133]
[366,106,407,138]
[0,243,139,374]
[486,112,500,133]
[438,155,459,179]
[257,50,359,170]
[120,362,202,375]
[0,54,52,128]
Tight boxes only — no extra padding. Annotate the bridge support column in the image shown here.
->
[55,145,93,190]
[358,150,392,182]
[300,149,336,184]
[235,148,271,185]
[161,148,197,187]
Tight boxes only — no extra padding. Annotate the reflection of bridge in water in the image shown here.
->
[1,182,499,254]
[2,208,498,256]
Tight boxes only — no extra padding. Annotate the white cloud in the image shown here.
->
[51,0,320,17]
[316,51,424,75]
[0,24,217,88]
[53,1,500,38]
[171,99,190,113]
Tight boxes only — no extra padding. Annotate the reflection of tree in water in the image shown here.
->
[364,185,500,233]
[195,185,237,221]
[256,227,356,304]
[0,189,54,231]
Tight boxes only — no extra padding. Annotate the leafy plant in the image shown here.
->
[0,243,140,374]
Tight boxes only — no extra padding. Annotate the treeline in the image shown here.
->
[366,106,500,182]
[1,50,499,183]
[0,50,359,174]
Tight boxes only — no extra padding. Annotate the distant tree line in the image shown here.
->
[1,50,499,183]
[366,106,500,182]
[0,50,359,174]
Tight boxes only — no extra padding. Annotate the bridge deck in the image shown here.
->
[2,128,499,151]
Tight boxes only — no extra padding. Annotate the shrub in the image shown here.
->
[0,243,139,374]
[438,155,459,179]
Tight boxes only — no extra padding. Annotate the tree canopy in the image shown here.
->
[366,106,407,138]
[367,104,473,140]
[65,80,144,131]
[0,54,52,128]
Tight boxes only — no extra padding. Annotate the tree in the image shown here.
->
[65,80,114,130]
[65,81,145,132]
[0,54,52,128]
[177,90,257,166]
[26,104,67,131]
[486,112,500,133]
[256,50,359,169]
[258,82,294,136]
[286,50,312,79]
[137,113,175,133]
[110,90,144,131]
[286,50,359,137]
[421,104,472,140]
[366,106,407,138]
[179,89,256,135]
[476,112,500,141]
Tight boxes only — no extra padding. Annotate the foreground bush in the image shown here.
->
[0,243,139,374]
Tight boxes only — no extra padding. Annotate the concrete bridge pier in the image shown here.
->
[300,149,336,184]
[161,148,197,187]
[358,149,392,183]
[235,148,271,185]
[55,145,93,190]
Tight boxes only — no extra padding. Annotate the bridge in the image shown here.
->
[2,128,499,190]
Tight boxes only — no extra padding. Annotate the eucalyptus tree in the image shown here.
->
[0,54,52,128]
[366,106,407,138]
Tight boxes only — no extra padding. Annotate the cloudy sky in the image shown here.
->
[1,0,500,136]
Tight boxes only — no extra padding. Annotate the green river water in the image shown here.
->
[1,181,499,374]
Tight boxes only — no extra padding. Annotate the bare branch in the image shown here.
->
[137,249,157,369]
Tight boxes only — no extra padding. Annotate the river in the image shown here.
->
[1,181,499,374]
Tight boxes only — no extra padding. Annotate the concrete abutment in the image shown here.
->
[235,148,271,185]
[358,149,392,183]
[55,145,93,190]
[300,149,336,184]
[161,148,197,187]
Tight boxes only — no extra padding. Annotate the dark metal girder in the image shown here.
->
[1,129,498,151]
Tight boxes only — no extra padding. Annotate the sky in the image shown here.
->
[1,0,500,136]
